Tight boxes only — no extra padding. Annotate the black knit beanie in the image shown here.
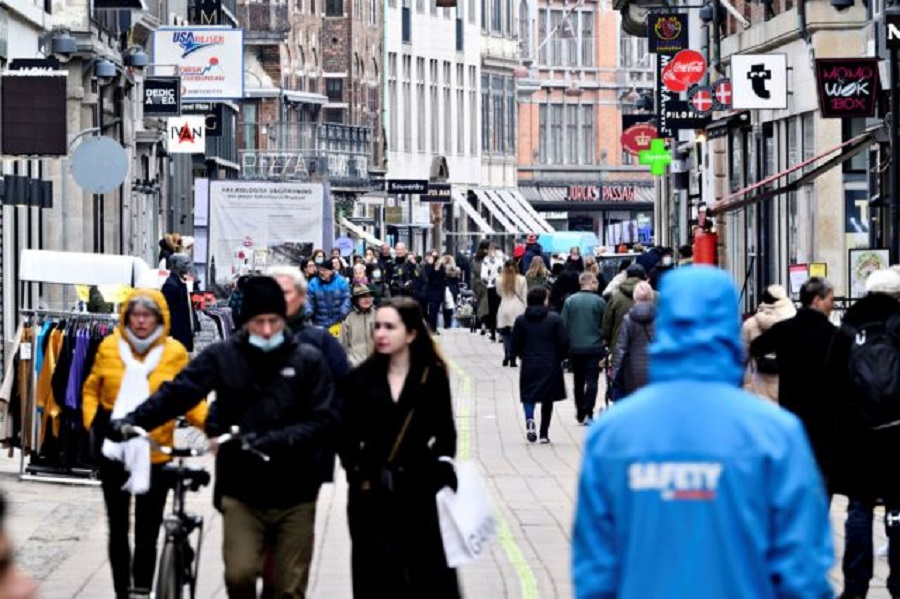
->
[240,276,287,322]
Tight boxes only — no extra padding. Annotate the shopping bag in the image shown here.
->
[444,287,456,311]
[435,462,497,567]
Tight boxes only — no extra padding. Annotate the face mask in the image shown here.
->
[314,258,324,265]
[373,269,382,279]
[248,331,285,352]
[662,257,673,266]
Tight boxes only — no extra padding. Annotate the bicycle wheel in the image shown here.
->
[155,541,182,599]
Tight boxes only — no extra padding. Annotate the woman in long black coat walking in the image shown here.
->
[340,297,460,598]
[512,287,569,443]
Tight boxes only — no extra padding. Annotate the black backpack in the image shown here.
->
[842,315,900,429]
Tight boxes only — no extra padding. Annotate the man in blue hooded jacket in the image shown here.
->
[572,266,833,599]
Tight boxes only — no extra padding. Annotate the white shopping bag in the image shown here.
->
[436,462,497,567]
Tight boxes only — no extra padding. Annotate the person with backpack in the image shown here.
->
[749,277,837,481]
[609,281,655,397]
[827,268,900,599]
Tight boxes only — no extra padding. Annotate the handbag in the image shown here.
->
[444,287,456,311]
[360,406,415,495]
[435,462,497,567]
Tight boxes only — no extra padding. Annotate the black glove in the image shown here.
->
[105,418,132,443]
[436,460,458,492]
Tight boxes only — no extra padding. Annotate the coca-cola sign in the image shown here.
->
[814,58,880,118]
[662,49,707,93]
[621,123,657,156]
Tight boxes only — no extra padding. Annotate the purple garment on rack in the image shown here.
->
[65,329,90,409]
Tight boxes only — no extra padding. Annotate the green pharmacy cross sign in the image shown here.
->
[639,139,673,176]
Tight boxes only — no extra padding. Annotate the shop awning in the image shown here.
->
[712,131,878,215]
[452,189,495,234]
[339,216,384,247]
[483,189,532,233]
[508,189,555,232]
[497,189,554,233]
[472,189,521,234]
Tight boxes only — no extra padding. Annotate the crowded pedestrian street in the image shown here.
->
[0,327,892,598]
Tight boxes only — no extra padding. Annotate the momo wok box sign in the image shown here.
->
[153,27,244,100]
[815,58,880,119]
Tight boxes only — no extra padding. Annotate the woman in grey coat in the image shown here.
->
[471,241,490,334]
[610,281,656,397]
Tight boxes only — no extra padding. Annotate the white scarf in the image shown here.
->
[101,337,165,495]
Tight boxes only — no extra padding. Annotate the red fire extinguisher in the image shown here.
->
[693,230,718,265]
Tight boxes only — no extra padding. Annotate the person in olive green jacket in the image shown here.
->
[601,263,649,401]
[561,272,607,424]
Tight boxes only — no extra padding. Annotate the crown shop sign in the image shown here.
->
[567,185,638,202]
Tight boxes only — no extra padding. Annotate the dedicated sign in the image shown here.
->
[152,27,244,100]
[143,76,181,117]
[423,183,451,202]
[386,179,429,194]
[166,115,206,154]
[731,53,788,110]
[648,13,688,54]
[814,58,880,119]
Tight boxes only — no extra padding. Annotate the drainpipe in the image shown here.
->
[797,0,811,45]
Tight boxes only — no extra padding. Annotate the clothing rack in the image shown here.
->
[17,308,119,486]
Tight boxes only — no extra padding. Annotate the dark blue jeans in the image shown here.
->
[500,327,514,361]
[570,351,603,417]
[843,497,900,597]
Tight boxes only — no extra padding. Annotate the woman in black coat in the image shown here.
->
[512,287,569,443]
[340,297,460,599]
[422,252,447,332]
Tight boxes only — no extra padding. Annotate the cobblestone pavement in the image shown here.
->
[0,328,892,597]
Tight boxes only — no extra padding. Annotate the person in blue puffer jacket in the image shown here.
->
[572,266,833,599]
[307,260,351,328]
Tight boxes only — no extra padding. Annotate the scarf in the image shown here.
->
[123,326,164,355]
[101,338,165,494]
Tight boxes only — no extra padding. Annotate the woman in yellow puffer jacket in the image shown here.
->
[82,288,206,599]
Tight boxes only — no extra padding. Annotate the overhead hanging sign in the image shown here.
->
[815,58,880,118]
[1,73,67,155]
[661,49,706,92]
[143,76,181,117]
[166,115,206,153]
[648,12,688,54]
[656,53,711,136]
[731,53,788,110]
[152,27,244,100]
[182,102,223,137]
[621,123,657,156]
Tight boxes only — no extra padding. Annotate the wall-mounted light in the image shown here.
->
[51,31,77,57]
[95,59,117,79]
[123,47,150,68]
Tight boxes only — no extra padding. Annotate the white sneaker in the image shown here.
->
[877,543,889,558]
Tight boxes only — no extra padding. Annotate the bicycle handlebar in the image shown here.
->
[120,424,270,462]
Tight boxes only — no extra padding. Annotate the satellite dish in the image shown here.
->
[70,136,129,194]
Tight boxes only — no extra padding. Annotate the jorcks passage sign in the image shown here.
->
[152,27,244,100]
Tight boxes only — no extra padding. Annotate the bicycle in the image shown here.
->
[118,425,269,599]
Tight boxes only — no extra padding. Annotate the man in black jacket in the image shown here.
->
[749,277,836,481]
[111,276,338,599]
[161,253,196,352]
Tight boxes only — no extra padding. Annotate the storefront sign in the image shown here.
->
[424,183,451,203]
[386,179,429,194]
[731,53,788,110]
[648,13,688,54]
[143,77,181,117]
[661,49,706,93]
[657,53,711,136]
[639,139,672,176]
[815,58,880,118]
[152,27,244,100]
[886,13,900,50]
[788,264,809,296]
[1,73,67,156]
[182,102,222,136]
[166,115,206,153]
[566,185,639,202]
[621,123,657,156]
[190,0,223,24]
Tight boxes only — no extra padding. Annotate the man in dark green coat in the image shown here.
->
[562,272,607,424]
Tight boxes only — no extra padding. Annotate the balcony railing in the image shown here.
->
[238,0,290,38]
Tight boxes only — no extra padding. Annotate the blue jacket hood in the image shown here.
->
[649,266,743,385]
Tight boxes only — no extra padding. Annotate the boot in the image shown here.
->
[526,419,537,443]
[502,357,509,367]
[510,359,518,367]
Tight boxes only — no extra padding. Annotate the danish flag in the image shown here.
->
[714,80,733,107]
[691,89,714,112]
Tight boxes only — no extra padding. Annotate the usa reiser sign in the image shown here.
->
[152,27,244,100]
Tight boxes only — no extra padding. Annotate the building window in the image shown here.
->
[505,0,511,35]
[566,105,577,164]
[550,104,562,163]
[310,0,315,13]
[443,62,452,154]
[403,56,412,151]
[431,60,440,153]
[491,0,501,32]
[326,78,343,101]
[519,0,530,60]
[802,111,815,175]
[581,105,593,164]
[430,0,437,16]
[481,0,486,30]
[416,59,425,151]
[538,104,548,163]
[457,89,465,155]
[581,12,593,67]
[481,74,489,152]
[506,77,515,155]
[469,0,475,23]
[388,53,397,150]
[326,0,342,15]
[470,67,478,155]
[417,0,423,13]
[370,0,379,22]
[241,103,258,151]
